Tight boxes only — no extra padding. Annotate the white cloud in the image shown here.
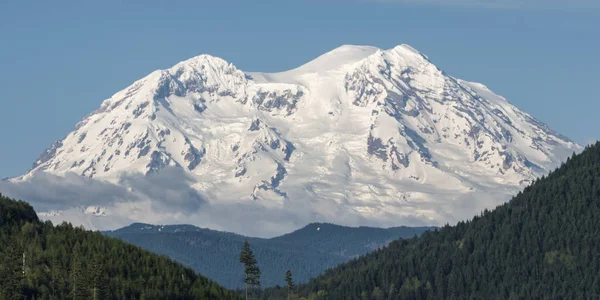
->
[0,167,507,237]
[0,169,379,237]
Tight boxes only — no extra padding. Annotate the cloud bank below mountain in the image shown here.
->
[2,169,425,237]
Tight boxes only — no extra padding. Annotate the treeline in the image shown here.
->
[0,195,238,300]
[261,143,600,299]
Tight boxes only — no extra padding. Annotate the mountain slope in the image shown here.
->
[11,44,581,235]
[0,194,237,299]
[261,143,600,299]
[105,222,434,289]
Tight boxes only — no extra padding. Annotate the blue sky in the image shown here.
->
[0,0,598,178]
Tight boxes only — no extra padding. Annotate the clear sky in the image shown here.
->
[0,0,598,178]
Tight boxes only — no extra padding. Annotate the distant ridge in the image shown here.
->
[105,222,435,288]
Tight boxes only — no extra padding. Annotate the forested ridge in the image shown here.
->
[0,195,238,300]
[261,143,599,299]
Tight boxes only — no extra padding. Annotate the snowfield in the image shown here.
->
[8,44,581,236]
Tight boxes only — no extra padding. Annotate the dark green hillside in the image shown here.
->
[0,195,237,300]
[262,144,598,299]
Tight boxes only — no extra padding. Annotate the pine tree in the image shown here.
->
[317,290,328,300]
[239,240,260,300]
[387,283,396,300]
[0,236,24,300]
[372,287,385,300]
[91,256,109,300]
[70,244,89,300]
[360,291,369,300]
[50,253,62,299]
[286,269,295,300]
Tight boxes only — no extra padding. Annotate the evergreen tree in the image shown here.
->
[70,243,89,300]
[239,240,260,299]
[286,269,295,299]
[91,256,109,300]
[50,253,62,299]
[387,283,396,300]
[360,290,369,300]
[0,236,23,300]
[372,287,385,300]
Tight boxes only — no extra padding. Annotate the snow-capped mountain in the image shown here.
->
[12,44,581,235]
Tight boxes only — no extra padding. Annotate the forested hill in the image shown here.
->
[262,143,599,300]
[0,195,238,300]
[106,222,433,289]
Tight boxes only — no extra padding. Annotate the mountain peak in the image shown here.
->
[327,44,381,56]
[250,44,432,85]
[18,45,581,236]
[174,54,235,71]
[390,44,426,57]
[276,44,381,76]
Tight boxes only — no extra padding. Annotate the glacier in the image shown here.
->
[6,44,581,237]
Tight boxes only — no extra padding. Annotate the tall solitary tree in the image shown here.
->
[285,270,294,300]
[239,240,260,300]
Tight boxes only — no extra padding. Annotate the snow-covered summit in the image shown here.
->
[15,44,582,234]
[249,44,426,84]
[274,45,380,74]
